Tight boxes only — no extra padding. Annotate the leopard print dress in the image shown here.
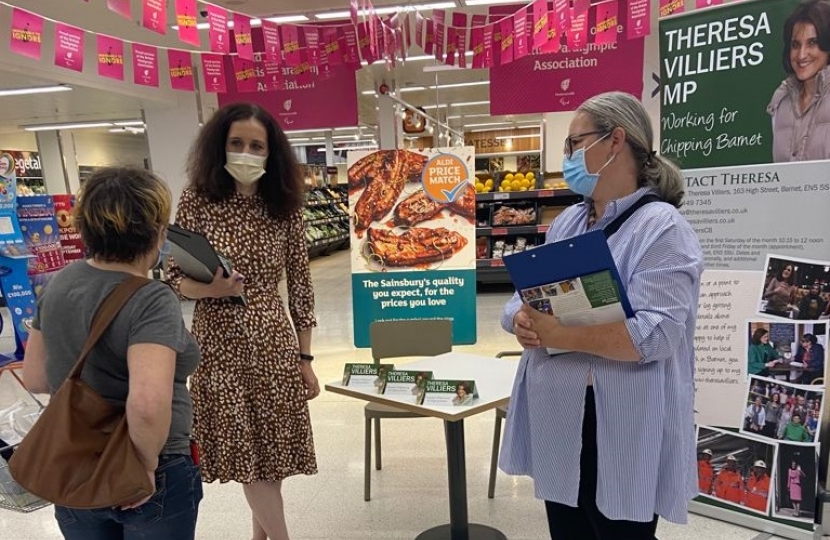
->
[167,188,317,483]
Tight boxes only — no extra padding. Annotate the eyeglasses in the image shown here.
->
[563,130,605,159]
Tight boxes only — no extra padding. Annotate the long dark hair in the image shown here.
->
[186,102,304,219]
[751,328,769,345]
[782,0,830,75]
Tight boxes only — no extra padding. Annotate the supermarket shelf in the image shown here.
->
[477,224,547,237]
[305,216,348,226]
[476,258,508,269]
[308,234,349,248]
[476,189,580,202]
[306,199,347,208]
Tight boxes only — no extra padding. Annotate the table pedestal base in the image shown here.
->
[415,523,507,540]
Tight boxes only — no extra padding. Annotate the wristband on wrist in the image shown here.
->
[299,353,314,362]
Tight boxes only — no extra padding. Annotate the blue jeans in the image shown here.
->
[54,455,203,540]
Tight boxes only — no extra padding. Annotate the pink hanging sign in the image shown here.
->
[514,8,529,60]
[424,19,435,55]
[200,54,227,93]
[482,24,495,68]
[568,9,588,50]
[470,15,487,69]
[232,57,258,93]
[593,0,619,45]
[142,0,166,35]
[304,27,321,67]
[9,9,44,60]
[340,26,360,67]
[358,24,376,64]
[553,0,571,34]
[263,60,284,91]
[175,0,199,46]
[351,0,360,26]
[499,17,514,65]
[323,28,343,66]
[532,0,550,50]
[572,0,591,17]
[207,4,229,53]
[541,11,561,53]
[282,25,302,67]
[168,50,194,91]
[106,0,131,19]
[133,44,159,87]
[54,24,85,72]
[453,13,467,68]
[233,13,254,61]
[627,0,651,40]
[660,0,685,17]
[262,21,282,63]
[433,9,446,62]
[97,35,125,81]
[415,12,425,49]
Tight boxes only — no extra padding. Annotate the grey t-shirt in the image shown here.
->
[32,261,200,455]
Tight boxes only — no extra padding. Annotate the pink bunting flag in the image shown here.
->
[168,50,194,91]
[358,24,376,64]
[351,0,360,26]
[106,0,131,19]
[532,0,550,50]
[453,13,467,68]
[540,11,561,53]
[660,0,685,17]
[304,27,321,67]
[499,17,514,65]
[54,23,84,72]
[415,12,425,49]
[340,26,360,67]
[696,0,724,7]
[572,0,591,17]
[323,27,343,66]
[9,8,43,60]
[175,0,199,46]
[200,54,227,93]
[568,9,588,50]
[446,26,458,66]
[424,19,435,55]
[207,4,229,53]
[553,0,571,34]
[262,21,282,63]
[593,0,619,45]
[97,35,125,81]
[628,0,651,39]
[142,0,166,35]
[368,2,378,55]
[281,25,302,67]
[232,57,258,93]
[233,13,254,61]
[133,44,159,87]
[433,9,446,62]
[264,59,284,91]
[514,8,529,60]
[482,24,495,68]
[470,14,487,69]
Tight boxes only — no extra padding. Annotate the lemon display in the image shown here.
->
[514,172,525,181]
[505,173,514,182]
[526,172,535,181]
[520,179,530,189]
[485,179,494,188]
[511,180,521,190]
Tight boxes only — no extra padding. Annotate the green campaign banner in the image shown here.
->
[659,0,799,168]
[348,147,477,347]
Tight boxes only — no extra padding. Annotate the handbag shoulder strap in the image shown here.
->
[602,194,665,239]
[67,276,152,380]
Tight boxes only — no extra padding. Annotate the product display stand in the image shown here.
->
[326,352,518,540]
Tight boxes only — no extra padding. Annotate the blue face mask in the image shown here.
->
[156,239,171,268]
[562,134,614,197]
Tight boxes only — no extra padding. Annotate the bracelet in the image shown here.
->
[299,353,314,362]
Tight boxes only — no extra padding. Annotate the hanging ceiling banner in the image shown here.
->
[97,35,125,81]
[532,0,550,50]
[200,53,226,93]
[659,0,686,17]
[142,0,167,35]
[262,20,282,63]
[233,13,254,61]
[207,4,229,53]
[9,8,43,60]
[54,23,84,72]
[106,0,131,19]
[593,0,620,46]
[628,0,651,40]
[175,0,200,46]
[132,43,159,87]
[168,49,195,91]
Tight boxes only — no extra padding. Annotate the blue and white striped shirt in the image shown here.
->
[499,187,703,524]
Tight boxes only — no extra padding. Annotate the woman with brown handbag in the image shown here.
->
[21,167,202,539]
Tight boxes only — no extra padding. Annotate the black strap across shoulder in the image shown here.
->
[602,194,665,239]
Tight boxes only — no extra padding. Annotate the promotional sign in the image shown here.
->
[106,0,131,19]
[52,194,85,263]
[233,13,254,61]
[9,8,43,60]
[659,0,685,18]
[628,0,651,39]
[133,44,159,87]
[663,1,830,534]
[54,23,84,72]
[168,49,195,91]
[142,0,166,35]
[490,39,644,114]
[175,0,199,46]
[219,53,359,130]
[659,0,797,169]
[97,35,125,81]
[207,4,229,53]
[201,54,227,93]
[593,0,619,45]
[348,148,477,347]
[17,195,66,297]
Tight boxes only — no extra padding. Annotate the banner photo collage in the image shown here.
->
[660,0,830,531]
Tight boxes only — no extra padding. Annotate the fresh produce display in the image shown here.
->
[498,171,535,192]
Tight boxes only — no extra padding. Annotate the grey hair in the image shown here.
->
[577,92,685,208]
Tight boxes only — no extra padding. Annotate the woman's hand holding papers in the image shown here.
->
[207,267,245,299]
[514,307,545,349]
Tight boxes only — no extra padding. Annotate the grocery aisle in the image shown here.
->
[0,251,785,539]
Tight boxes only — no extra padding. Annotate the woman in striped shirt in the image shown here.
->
[499,92,703,540]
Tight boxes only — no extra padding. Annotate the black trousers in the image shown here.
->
[545,387,659,540]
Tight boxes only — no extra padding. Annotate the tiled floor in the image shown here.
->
[0,250,810,539]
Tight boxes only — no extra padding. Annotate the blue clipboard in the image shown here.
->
[502,229,634,318]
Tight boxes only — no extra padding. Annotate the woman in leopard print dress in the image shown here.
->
[167,103,318,540]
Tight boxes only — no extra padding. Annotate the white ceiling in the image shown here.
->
[0,0,540,136]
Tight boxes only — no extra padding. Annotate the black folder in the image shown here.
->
[166,224,246,306]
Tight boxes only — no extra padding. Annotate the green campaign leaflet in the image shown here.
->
[379,370,433,403]
[341,363,395,393]
[418,379,478,407]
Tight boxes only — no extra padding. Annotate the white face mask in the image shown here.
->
[225,152,266,185]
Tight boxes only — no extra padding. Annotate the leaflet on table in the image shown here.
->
[341,363,395,392]
[379,370,433,403]
[418,379,479,407]
[519,270,627,355]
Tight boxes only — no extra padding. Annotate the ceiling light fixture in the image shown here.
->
[422,100,490,110]
[0,84,72,97]
[174,15,308,31]
[495,134,540,141]
[23,119,144,132]
[315,2,455,20]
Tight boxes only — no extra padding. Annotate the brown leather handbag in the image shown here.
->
[9,276,156,509]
